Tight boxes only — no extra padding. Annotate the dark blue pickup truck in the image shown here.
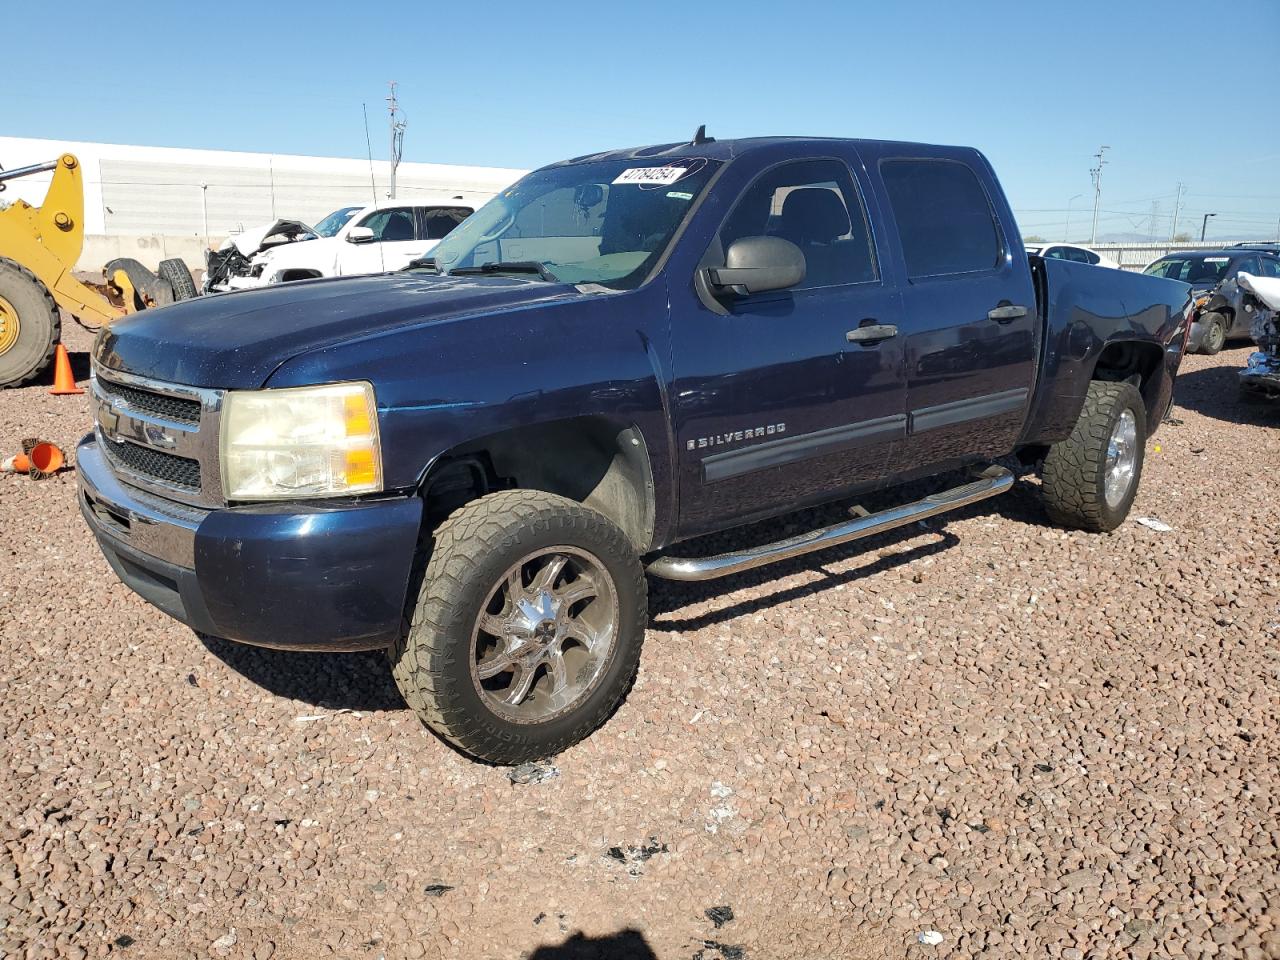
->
[79,135,1191,762]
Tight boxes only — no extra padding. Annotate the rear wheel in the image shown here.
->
[0,259,60,389]
[157,258,198,301]
[1041,380,1146,532]
[390,490,646,764]
[1200,313,1227,355]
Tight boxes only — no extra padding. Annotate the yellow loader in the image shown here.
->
[0,153,197,388]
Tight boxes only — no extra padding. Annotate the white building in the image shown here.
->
[0,137,527,271]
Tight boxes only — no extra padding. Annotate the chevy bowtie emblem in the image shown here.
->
[99,403,121,439]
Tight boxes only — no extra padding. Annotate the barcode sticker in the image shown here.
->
[612,166,688,186]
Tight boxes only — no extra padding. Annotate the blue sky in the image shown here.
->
[5,0,1279,241]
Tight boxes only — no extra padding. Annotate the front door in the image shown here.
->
[867,152,1038,471]
[337,206,425,275]
[671,154,908,538]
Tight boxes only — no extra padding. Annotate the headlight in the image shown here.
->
[220,381,382,500]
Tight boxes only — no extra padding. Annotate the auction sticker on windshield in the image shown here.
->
[612,166,688,186]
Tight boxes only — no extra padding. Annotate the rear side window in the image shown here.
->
[880,159,1002,278]
[422,206,473,240]
[1261,258,1280,278]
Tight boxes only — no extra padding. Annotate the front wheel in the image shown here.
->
[390,490,646,764]
[1041,380,1147,532]
[1200,313,1228,355]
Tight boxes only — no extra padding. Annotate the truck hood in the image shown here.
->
[94,273,583,389]
[223,218,317,257]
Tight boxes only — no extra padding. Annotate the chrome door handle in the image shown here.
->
[846,324,898,344]
[988,303,1028,323]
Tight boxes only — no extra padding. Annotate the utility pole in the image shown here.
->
[1148,200,1160,241]
[1089,145,1110,245]
[386,81,407,199]
[1169,180,1185,241]
[1200,213,1216,243]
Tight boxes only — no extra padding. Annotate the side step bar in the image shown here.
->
[647,465,1014,582]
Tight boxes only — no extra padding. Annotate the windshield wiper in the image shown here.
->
[450,260,559,282]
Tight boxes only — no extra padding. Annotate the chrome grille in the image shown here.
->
[91,365,225,508]
[95,377,201,426]
[103,439,201,489]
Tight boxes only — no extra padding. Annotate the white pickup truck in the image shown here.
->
[206,195,493,292]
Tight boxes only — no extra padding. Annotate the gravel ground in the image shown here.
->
[2,321,1278,960]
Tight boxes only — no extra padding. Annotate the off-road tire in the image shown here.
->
[1041,380,1146,532]
[389,490,647,764]
[0,258,60,389]
[1200,312,1228,355]
[157,258,198,301]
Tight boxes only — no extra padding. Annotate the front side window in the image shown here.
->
[1261,257,1280,278]
[1042,246,1069,261]
[1234,256,1262,278]
[360,208,417,242]
[881,159,1002,278]
[715,159,877,290]
[426,157,722,288]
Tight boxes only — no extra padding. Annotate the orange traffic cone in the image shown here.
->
[49,343,84,395]
[1,452,31,474]
[24,439,66,479]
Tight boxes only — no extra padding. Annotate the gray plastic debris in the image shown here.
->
[1135,516,1173,533]
[917,931,944,946]
[508,761,560,785]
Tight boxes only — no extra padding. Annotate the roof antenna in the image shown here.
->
[691,124,713,146]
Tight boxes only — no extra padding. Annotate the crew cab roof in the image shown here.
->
[554,135,975,166]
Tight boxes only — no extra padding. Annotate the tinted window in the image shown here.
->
[1042,246,1069,261]
[1080,249,1101,265]
[718,159,877,289]
[1144,255,1230,283]
[881,159,1001,278]
[422,206,472,240]
[1235,256,1262,277]
[360,208,416,242]
[1261,257,1280,278]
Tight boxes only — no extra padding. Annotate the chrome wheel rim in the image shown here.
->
[469,546,618,724]
[1104,409,1138,508]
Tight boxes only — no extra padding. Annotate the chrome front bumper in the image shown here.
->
[77,434,208,568]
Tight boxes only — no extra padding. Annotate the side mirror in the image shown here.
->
[707,236,805,296]
[346,226,376,244]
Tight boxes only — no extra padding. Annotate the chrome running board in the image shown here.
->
[647,465,1014,582]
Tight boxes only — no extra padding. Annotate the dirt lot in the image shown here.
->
[1,321,1278,960]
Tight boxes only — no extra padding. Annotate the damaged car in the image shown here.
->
[1143,249,1280,355]
[204,197,490,293]
[1239,271,1280,400]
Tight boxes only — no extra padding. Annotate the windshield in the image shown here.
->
[313,206,362,238]
[1144,255,1231,284]
[424,157,722,288]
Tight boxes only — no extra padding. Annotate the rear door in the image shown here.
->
[670,152,907,537]
[418,206,473,257]
[862,149,1038,472]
